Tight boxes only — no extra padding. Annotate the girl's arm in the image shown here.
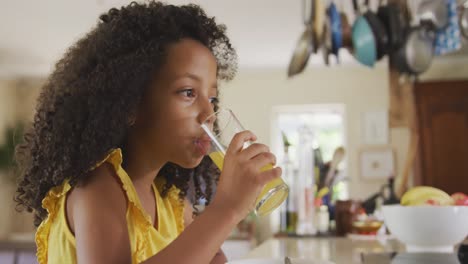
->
[183,199,229,264]
[71,164,132,264]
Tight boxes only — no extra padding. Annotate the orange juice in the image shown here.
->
[209,151,289,215]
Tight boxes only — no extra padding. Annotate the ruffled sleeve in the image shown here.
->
[100,150,164,263]
[35,148,187,264]
[35,181,71,264]
[166,186,185,234]
[84,148,185,262]
[154,177,185,234]
[35,148,122,264]
[98,149,155,232]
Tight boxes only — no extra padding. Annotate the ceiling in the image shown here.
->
[0,0,467,76]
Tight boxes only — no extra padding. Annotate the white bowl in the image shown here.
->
[382,205,468,252]
[227,258,334,264]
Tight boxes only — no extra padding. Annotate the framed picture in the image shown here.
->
[359,146,395,180]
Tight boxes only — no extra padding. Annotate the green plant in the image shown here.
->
[0,123,24,181]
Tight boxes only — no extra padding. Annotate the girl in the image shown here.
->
[15,2,281,264]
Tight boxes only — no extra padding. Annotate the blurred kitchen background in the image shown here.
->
[1,0,468,262]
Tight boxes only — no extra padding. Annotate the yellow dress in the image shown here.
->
[35,148,185,264]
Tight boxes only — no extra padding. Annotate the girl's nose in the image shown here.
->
[198,99,216,126]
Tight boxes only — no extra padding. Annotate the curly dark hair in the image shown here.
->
[14,1,237,227]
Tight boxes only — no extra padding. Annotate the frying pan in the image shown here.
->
[352,0,377,67]
[328,2,342,60]
[288,0,315,77]
[378,1,404,53]
[362,0,389,60]
[392,25,435,75]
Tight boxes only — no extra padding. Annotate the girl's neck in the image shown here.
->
[122,143,166,191]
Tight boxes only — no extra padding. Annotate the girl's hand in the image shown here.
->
[210,131,282,221]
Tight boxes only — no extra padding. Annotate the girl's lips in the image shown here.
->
[194,137,212,155]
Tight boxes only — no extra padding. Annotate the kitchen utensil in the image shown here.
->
[328,2,342,60]
[352,0,377,67]
[313,0,325,52]
[460,0,468,39]
[288,0,315,77]
[434,0,462,55]
[417,0,449,30]
[317,187,330,199]
[352,17,377,66]
[323,147,345,187]
[362,0,389,59]
[329,171,346,188]
[391,26,435,75]
[361,176,400,214]
[377,1,404,52]
[340,12,353,51]
[322,12,333,65]
[361,192,382,215]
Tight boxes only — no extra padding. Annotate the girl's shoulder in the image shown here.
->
[66,160,128,231]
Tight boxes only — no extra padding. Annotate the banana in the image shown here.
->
[401,186,454,206]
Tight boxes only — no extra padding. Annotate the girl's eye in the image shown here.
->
[179,89,195,98]
[209,97,219,104]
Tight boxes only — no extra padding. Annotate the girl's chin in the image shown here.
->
[174,156,204,169]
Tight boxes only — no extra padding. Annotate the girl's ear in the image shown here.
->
[128,101,147,126]
[127,116,136,126]
[127,108,138,126]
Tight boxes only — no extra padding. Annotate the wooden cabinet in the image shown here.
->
[415,80,468,194]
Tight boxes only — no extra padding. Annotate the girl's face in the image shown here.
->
[133,38,218,168]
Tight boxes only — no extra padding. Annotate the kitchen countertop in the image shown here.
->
[243,237,405,264]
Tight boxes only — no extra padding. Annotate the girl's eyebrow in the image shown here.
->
[175,73,201,82]
[174,73,218,89]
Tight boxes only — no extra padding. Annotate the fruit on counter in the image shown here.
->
[400,187,468,206]
[400,186,454,206]
[452,192,468,206]
[455,198,468,206]
[452,192,466,201]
